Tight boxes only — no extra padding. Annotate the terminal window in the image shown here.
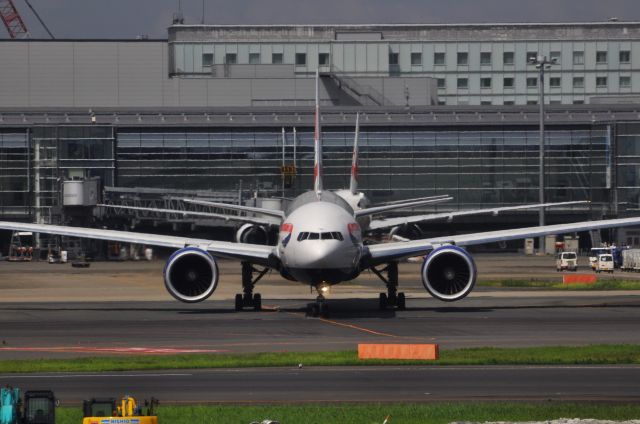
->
[434,52,445,65]
[620,50,631,63]
[596,76,608,87]
[225,53,237,64]
[503,77,514,88]
[480,52,492,65]
[573,77,584,88]
[202,53,213,67]
[526,77,538,88]
[411,52,422,66]
[319,53,330,66]
[526,51,538,62]
[272,53,283,64]
[295,53,307,66]
[457,78,468,89]
[503,52,514,65]
[480,77,492,88]
[389,52,399,65]
[573,51,584,65]
[457,52,468,66]
[620,76,632,87]
[596,51,608,64]
[437,78,446,89]
[249,53,260,64]
[550,51,561,63]
[550,77,561,88]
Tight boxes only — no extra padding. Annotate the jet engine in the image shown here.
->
[163,247,219,303]
[235,223,269,245]
[421,245,476,301]
[389,223,423,240]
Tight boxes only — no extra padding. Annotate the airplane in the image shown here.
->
[2,71,639,317]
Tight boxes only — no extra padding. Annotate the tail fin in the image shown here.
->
[313,69,324,193]
[349,113,360,194]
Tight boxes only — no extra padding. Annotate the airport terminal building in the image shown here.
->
[2,22,640,248]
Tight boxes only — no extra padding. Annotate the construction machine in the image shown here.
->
[82,395,158,424]
[0,387,56,424]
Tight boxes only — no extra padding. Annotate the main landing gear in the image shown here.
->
[371,262,406,310]
[235,262,269,311]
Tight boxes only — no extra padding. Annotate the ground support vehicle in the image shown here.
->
[556,251,578,271]
[82,395,157,424]
[595,254,614,273]
[621,249,640,271]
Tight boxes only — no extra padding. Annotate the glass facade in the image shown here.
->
[2,122,636,222]
[116,126,611,210]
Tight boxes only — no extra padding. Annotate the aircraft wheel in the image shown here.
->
[379,293,388,310]
[234,294,243,311]
[253,293,262,311]
[320,303,330,318]
[397,292,406,310]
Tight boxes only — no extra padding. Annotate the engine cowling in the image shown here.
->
[235,223,269,245]
[389,224,423,240]
[163,248,219,303]
[421,246,477,301]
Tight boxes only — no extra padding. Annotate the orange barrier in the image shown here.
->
[358,344,439,360]
[563,274,597,285]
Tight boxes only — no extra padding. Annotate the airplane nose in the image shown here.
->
[296,242,346,268]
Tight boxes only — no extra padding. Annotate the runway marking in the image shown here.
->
[317,318,398,338]
[0,347,228,355]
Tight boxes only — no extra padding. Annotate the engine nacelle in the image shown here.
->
[235,223,269,245]
[421,246,476,301]
[389,223,423,240]
[163,247,219,303]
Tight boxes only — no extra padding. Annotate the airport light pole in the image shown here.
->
[529,54,557,253]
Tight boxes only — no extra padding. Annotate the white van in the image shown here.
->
[595,254,614,273]
[556,251,578,272]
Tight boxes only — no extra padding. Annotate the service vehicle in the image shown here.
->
[595,253,614,273]
[82,395,157,424]
[556,251,578,271]
[0,387,56,424]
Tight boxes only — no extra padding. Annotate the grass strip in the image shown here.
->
[2,344,640,373]
[478,279,640,290]
[55,402,640,424]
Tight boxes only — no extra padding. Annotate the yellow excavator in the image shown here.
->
[81,395,158,424]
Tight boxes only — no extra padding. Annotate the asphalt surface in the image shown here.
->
[0,294,640,359]
[2,365,640,404]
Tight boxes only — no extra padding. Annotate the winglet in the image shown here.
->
[349,113,360,195]
[313,69,323,193]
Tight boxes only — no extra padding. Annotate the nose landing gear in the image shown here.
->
[306,285,331,318]
[235,262,269,311]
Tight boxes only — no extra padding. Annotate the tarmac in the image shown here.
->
[1,254,640,403]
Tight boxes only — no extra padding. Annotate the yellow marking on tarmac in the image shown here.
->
[317,317,398,338]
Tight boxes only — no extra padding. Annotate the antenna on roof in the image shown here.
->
[173,0,184,24]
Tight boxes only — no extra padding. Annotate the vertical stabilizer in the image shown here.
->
[313,69,324,193]
[349,113,360,194]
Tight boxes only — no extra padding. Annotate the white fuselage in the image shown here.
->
[276,192,364,286]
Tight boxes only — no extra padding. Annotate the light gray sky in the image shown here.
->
[6,0,640,39]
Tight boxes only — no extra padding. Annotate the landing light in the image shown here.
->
[320,284,331,294]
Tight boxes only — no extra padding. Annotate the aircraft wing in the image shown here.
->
[99,204,280,226]
[0,221,274,265]
[368,201,590,230]
[355,196,453,218]
[365,216,640,265]
[183,199,285,220]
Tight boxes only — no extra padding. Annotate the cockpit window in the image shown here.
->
[296,232,344,241]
